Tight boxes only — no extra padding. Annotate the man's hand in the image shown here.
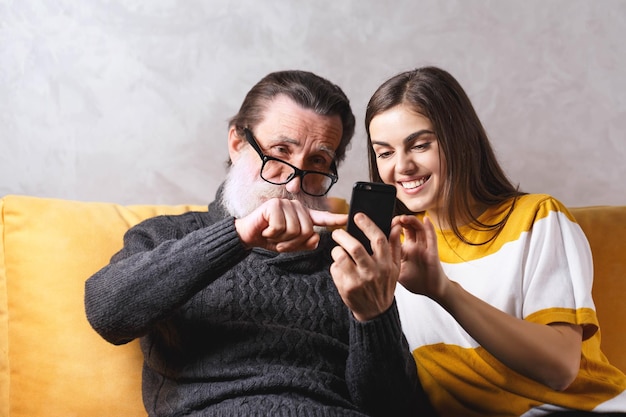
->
[330,213,402,321]
[234,198,347,252]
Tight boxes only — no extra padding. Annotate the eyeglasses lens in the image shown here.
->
[261,160,332,196]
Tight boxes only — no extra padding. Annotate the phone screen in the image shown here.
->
[346,181,397,254]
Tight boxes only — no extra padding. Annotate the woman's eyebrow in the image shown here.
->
[371,129,435,147]
[403,130,435,144]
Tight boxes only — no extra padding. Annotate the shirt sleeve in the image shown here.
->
[521,198,599,339]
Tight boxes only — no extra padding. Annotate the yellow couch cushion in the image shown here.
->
[0,195,206,417]
[570,205,626,374]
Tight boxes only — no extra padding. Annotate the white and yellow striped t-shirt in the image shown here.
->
[395,194,626,417]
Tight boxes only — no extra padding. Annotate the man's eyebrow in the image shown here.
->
[319,145,336,160]
[270,136,337,160]
[269,135,297,144]
[371,129,435,146]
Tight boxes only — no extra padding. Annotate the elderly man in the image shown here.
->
[85,70,431,417]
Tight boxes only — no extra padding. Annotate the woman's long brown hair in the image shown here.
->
[365,66,525,244]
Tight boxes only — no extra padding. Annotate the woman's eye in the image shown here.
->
[412,141,431,152]
[376,151,393,159]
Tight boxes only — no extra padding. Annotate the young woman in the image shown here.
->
[330,66,626,417]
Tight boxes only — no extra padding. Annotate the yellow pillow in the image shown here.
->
[0,195,206,417]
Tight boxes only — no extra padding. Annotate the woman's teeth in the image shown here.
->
[401,177,428,189]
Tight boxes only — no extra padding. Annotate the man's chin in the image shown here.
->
[222,188,329,219]
[251,194,330,215]
[220,157,329,218]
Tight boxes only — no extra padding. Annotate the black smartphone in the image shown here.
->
[346,181,397,254]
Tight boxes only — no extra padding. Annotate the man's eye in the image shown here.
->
[311,156,329,167]
[271,146,290,156]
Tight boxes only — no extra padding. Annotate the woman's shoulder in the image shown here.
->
[509,194,574,222]
[481,194,578,239]
[513,193,565,209]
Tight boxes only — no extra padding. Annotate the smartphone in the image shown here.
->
[346,181,397,254]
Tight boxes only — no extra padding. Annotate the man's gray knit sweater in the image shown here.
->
[84,190,427,417]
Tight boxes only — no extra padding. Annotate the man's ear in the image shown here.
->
[228,126,247,164]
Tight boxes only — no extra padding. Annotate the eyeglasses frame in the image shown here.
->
[241,127,339,197]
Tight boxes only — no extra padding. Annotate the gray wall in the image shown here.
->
[2,0,625,207]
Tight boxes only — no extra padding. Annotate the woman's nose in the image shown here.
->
[396,153,415,173]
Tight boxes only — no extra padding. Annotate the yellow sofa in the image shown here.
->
[0,195,624,417]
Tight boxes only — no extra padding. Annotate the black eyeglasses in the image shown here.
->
[242,128,338,197]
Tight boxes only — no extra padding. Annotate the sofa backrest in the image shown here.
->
[0,195,207,417]
[0,195,623,417]
[568,205,626,374]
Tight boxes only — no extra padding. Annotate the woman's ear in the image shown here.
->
[228,126,246,164]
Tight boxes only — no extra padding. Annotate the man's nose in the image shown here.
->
[285,175,302,194]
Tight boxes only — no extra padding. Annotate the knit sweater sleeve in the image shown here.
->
[346,299,436,417]
[84,213,249,345]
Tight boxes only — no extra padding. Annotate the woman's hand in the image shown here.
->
[394,215,449,300]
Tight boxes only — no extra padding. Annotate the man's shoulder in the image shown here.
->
[129,209,216,238]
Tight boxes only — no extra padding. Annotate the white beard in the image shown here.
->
[220,151,329,219]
